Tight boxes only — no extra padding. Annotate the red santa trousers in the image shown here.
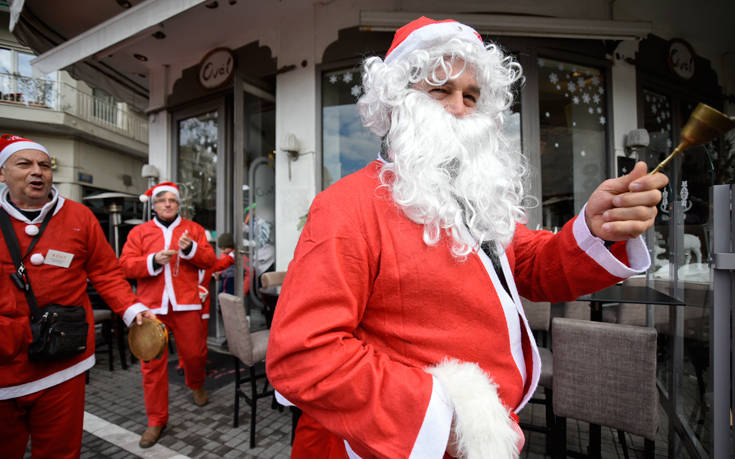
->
[142,310,207,427]
[0,372,85,459]
[291,412,348,459]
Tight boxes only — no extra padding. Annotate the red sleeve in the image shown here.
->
[81,209,140,315]
[183,223,216,270]
[510,218,624,302]
[119,225,156,279]
[213,253,234,272]
[266,192,434,458]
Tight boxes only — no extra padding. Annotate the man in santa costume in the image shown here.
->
[266,17,668,459]
[120,181,216,447]
[0,134,153,458]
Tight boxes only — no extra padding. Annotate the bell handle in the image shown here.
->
[649,140,690,175]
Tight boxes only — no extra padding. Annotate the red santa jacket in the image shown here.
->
[0,187,145,398]
[198,252,246,318]
[266,161,651,458]
[120,216,216,314]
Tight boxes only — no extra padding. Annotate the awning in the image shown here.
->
[11,0,206,110]
[360,11,652,41]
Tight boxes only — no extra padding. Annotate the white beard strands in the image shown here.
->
[358,40,528,259]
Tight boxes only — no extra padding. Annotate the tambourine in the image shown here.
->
[128,317,169,362]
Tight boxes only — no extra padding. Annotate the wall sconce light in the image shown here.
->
[624,128,649,157]
[282,133,300,180]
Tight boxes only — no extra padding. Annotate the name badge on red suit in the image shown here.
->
[44,249,74,268]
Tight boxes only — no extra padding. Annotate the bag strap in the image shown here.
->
[0,203,57,321]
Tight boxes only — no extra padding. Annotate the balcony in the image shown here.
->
[0,72,148,145]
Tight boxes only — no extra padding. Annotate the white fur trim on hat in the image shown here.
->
[427,359,520,459]
[151,184,179,198]
[0,140,49,168]
[385,21,483,65]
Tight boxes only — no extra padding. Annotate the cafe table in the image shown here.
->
[574,284,685,458]
[577,284,685,322]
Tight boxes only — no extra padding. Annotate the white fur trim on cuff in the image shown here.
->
[573,204,651,278]
[180,240,197,259]
[427,359,519,459]
[122,303,149,327]
[147,253,164,276]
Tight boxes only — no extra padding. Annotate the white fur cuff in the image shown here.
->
[427,359,519,459]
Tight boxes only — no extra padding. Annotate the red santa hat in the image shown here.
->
[384,16,483,65]
[0,134,49,168]
[139,181,180,203]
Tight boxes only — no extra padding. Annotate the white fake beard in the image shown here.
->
[380,91,526,258]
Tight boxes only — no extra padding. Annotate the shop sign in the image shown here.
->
[667,39,695,80]
[198,48,234,90]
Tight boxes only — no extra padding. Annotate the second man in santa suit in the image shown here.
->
[120,182,216,448]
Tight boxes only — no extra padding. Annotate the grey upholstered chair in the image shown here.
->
[259,270,287,327]
[519,298,554,454]
[552,318,658,459]
[218,293,273,448]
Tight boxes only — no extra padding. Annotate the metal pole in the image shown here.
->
[233,66,245,304]
[711,184,733,458]
[247,157,271,312]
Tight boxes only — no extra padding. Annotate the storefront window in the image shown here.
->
[177,111,218,231]
[537,58,608,230]
[321,67,380,189]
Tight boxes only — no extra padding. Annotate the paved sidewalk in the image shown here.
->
[70,342,668,458]
[81,348,292,459]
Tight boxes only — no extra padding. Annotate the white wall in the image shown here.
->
[610,40,640,168]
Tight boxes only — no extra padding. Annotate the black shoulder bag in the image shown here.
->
[0,206,88,361]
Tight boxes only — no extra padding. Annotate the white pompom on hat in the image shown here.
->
[383,16,484,65]
[0,134,49,168]
[139,181,180,203]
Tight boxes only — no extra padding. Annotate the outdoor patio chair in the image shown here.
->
[88,282,128,372]
[218,293,273,448]
[519,297,554,455]
[552,318,658,459]
[259,270,286,327]
[92,308,128,371]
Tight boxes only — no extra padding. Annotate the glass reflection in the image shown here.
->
[537,58,608,230]
[321,67,380,189]
[177,111,218,231]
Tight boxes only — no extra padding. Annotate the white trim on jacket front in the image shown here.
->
[0,355,95,400]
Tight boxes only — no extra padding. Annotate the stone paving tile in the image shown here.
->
[85,350,292,458]
[81,348,670,458]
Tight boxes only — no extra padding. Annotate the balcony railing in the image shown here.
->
[0,72,148,144]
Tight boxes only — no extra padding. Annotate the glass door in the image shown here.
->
[174,101,226,236]
[640,87,725,457]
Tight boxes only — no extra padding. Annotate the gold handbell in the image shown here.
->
[650,103,735,175]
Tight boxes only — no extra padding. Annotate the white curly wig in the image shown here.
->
[357,30,529,258]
